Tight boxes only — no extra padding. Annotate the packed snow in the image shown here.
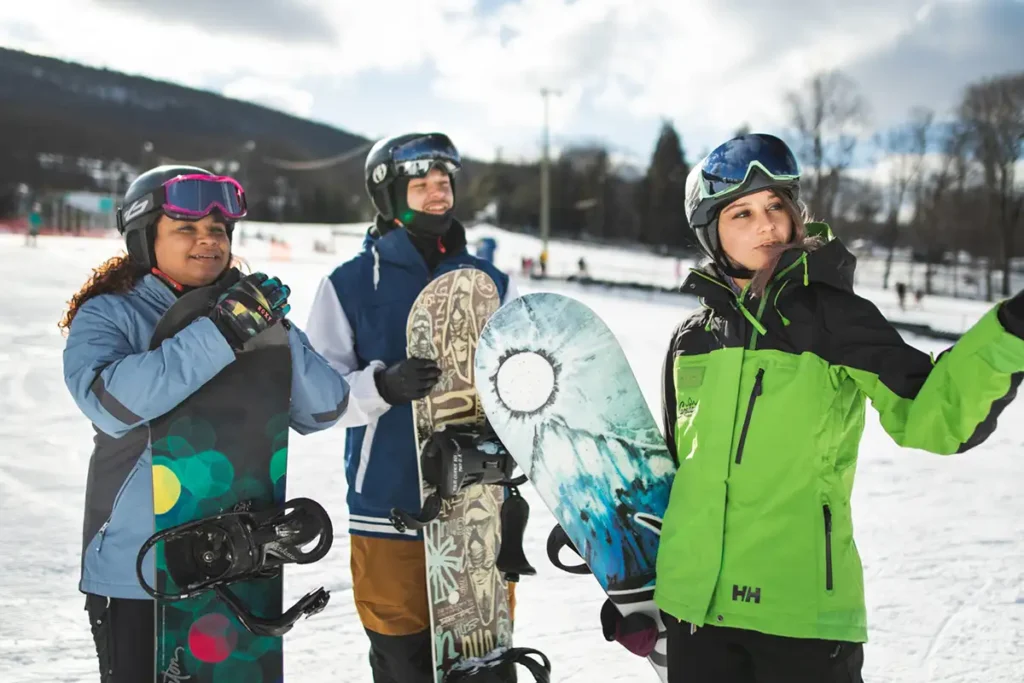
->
[0,224,1021,683]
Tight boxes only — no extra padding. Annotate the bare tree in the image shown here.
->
[834,176,883,226]
[786,70,869,220]
[959,71,1024,298]
[880,107,932,290]
[912,119,971,295]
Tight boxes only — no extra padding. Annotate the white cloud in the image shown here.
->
[0,0,473,86]
[221,78,316,118]
[0,0,1017,164]
[407,0,998,148]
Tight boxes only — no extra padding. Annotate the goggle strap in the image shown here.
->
[700,160,799,202]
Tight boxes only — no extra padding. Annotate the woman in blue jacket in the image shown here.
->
[60,165,350,683]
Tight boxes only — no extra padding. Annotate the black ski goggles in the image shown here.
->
[391,133,462,177]
[695,133,801,200]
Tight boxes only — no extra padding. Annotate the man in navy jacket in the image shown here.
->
[306,132,519,682]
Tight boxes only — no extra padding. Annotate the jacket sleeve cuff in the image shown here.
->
[997,301,1024,340]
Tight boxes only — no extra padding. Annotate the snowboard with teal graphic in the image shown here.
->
[146,281,292,683]
[475,292,675,682]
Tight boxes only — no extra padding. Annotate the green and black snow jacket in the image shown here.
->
[654,223,1024,643]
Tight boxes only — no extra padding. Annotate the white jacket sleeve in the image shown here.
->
[305,277,391,428]
[502,277,521,304]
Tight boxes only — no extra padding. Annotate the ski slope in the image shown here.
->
[0,226,1021,683]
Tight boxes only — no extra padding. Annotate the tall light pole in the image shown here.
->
[539,87,561,262]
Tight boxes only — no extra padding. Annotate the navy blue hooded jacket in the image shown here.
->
[305,221,514,540]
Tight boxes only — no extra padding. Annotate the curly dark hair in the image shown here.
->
[58,252,147,334]
[58,250,248,335]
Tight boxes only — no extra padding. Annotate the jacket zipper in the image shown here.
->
[96,463,141,553]
[748,284,772,350]
[823,504,834,591]
[734,368,764,464]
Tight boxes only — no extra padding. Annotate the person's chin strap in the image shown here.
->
[150,266,238,298]
[151,267,186,293]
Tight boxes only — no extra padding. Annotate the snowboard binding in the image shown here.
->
[445,646,552,682]
[389,423,537,581]
[137,497,334,637]
[546,512,662,575]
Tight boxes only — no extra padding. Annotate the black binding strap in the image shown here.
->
[546,524,591,575]
[445,647,552,682]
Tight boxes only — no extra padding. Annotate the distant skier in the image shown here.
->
[26,202,41,246]
[604,132,1024,683]
[305,132,519,683]
[59,165,350,683]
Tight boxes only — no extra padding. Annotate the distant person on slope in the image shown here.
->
[26,202,42,246]
[616,133,1024,683]
[305,132,519,683]
[59,165,350,683]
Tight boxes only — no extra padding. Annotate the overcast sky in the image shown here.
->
[1,0,1021,167]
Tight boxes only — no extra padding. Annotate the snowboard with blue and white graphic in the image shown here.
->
[474,292,674,681]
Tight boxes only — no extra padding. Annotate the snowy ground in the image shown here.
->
[0,227,1021,683]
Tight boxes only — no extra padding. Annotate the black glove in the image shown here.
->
[374,358,441,405]
[209,273,291,350]
[999,290,1024,338]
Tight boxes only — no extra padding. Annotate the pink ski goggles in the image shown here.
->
[118,174,247,232]
[160,174,247,220]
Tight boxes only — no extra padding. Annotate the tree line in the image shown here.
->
[463,69,1023,302]
[1,49,1020,296]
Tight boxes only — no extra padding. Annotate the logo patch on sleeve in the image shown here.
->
[676,366,705,389]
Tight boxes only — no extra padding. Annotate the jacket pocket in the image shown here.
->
[96,459,143,553]
[734,368,765,464]
[823,504,834,592]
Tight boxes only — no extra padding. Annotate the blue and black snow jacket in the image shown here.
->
[63,272,350,599]
[305,220,513,541]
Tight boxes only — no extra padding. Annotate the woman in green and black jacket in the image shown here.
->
[654,133,1024,682]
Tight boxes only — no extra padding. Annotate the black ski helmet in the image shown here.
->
[115,165,235,270]
[684,133,802,276]
[364,132,461,222]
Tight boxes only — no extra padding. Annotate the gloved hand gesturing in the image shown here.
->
[374,358,441,405]
[209,272,291,349]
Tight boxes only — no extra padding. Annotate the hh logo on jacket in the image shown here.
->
[732,584,762,604]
